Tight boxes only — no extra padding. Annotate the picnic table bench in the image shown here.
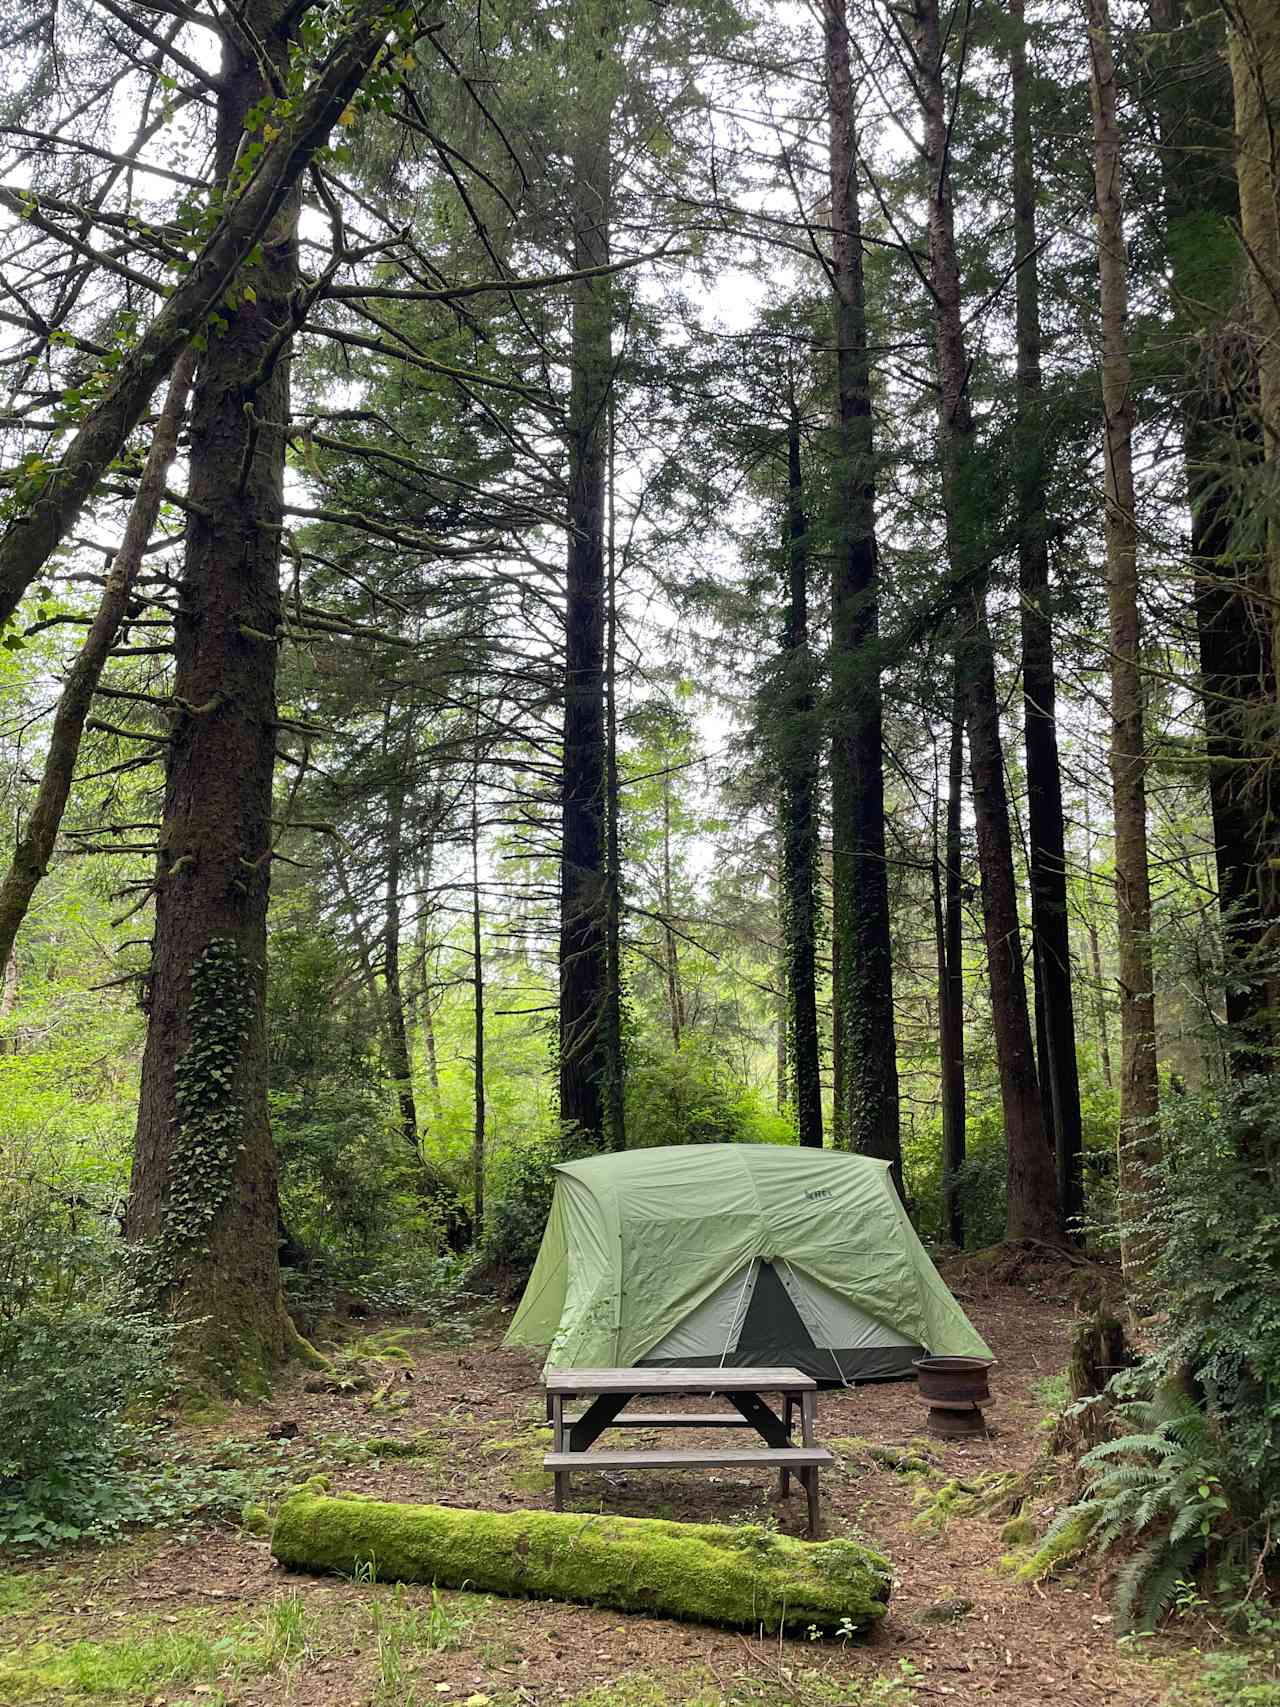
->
[543,1366,833,1536]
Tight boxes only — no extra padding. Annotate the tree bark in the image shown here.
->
[126,3,300,1387]
[779,404,824,1149]
[1086,0,1161,1257]
[1225,0,1280,683]
[938,680,966,1245]
[824,0,900,1188]
[0,0,392,631]
[911,0,1061,1244]
[0,351,194,973]
[602,394,626,1151]
[660,769,685,1051]
[559,50,613,1148]
[471,766,486,1228]
[1150,0,1277,1081]
[381,726,418,1153]
[1010,0,1084,1233]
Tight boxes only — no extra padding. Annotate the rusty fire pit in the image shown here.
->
[913,1355,996,1439]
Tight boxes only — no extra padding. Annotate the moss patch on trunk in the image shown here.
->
[271,1492,892,1635]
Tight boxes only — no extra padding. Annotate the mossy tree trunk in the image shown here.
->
[824,0,900,1188]
[126,0,298,1389]
[272,1492,892,1634]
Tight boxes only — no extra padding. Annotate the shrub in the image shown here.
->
[1041,1074,1280,1628]
[0,1291,177,1546]
[478,1128,562,1272]
[625,1042,795,1150]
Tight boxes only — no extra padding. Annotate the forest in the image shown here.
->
[0,0,1278,1700]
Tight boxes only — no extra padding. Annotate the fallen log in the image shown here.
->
[271,1488,892,1634]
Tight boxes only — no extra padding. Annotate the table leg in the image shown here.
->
[780,1394,794,1499]
[551,1394,564,1452]
[803,1467,820,1537]
[567,1390,631,1452]
[725,1390,790,1446]
[801,1390,816,1446]
[554,1467,568,1512]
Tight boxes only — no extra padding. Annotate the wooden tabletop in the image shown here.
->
[544,1365,816,1393]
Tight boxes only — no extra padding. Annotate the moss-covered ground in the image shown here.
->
[0,1263,1232,1706]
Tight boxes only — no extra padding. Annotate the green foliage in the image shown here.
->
[1030,1078,1280,1632]
[625,1042,795,1150]
[0,1294,176,1546]
[1026,1394,1230,1631]
[477,1128,563,1271]
[0,1593,317,1698]
[266,900,448,1306]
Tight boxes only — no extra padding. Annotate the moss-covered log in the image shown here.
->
[271,1491,892,1634]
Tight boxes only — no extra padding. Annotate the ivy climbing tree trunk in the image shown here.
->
[824,0,900,1186]
[779,401,823,1148]
[911,0,1061,1244]
[558,16,615,1149]
[1010,0,1084,1232]
[1087,0,1161,1256]
[125,1,299,1387]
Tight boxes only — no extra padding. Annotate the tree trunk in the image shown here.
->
[0,351,195,973]
[1010,0,1084,1234]
[382,740,418,1153]
[1086,0,1161,1260]
[602,394,626,1151]
[912,0,1061,1244]
[938,681,966,1245]
[824,0,901,1188]
[1150,0,1277,1083]
[126,3,298,1387]
[776,930,789,1116]
[471,768,486,1228]
[779,404,824,1148]
[559,69,613,1149]
[1081,796,1115,1090]
[661,769,684,1051]
[413,805,445,1124]
[1226,0,1280,684]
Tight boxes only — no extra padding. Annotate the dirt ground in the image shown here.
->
[0,1262,1226,1707]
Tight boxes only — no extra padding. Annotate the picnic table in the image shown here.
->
[542,1365,833,1536]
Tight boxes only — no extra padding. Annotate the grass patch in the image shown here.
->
[0,1591,317,1701]
[0,1572,51,1621]
[366,1583,474,1704]
[561,1667,913,1707]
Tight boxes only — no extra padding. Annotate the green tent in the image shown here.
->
[504,1144,991,1383]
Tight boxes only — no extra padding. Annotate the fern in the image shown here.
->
[1041,1398,1233,1632]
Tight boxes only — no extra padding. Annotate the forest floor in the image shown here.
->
[0,1259,1267,1707]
